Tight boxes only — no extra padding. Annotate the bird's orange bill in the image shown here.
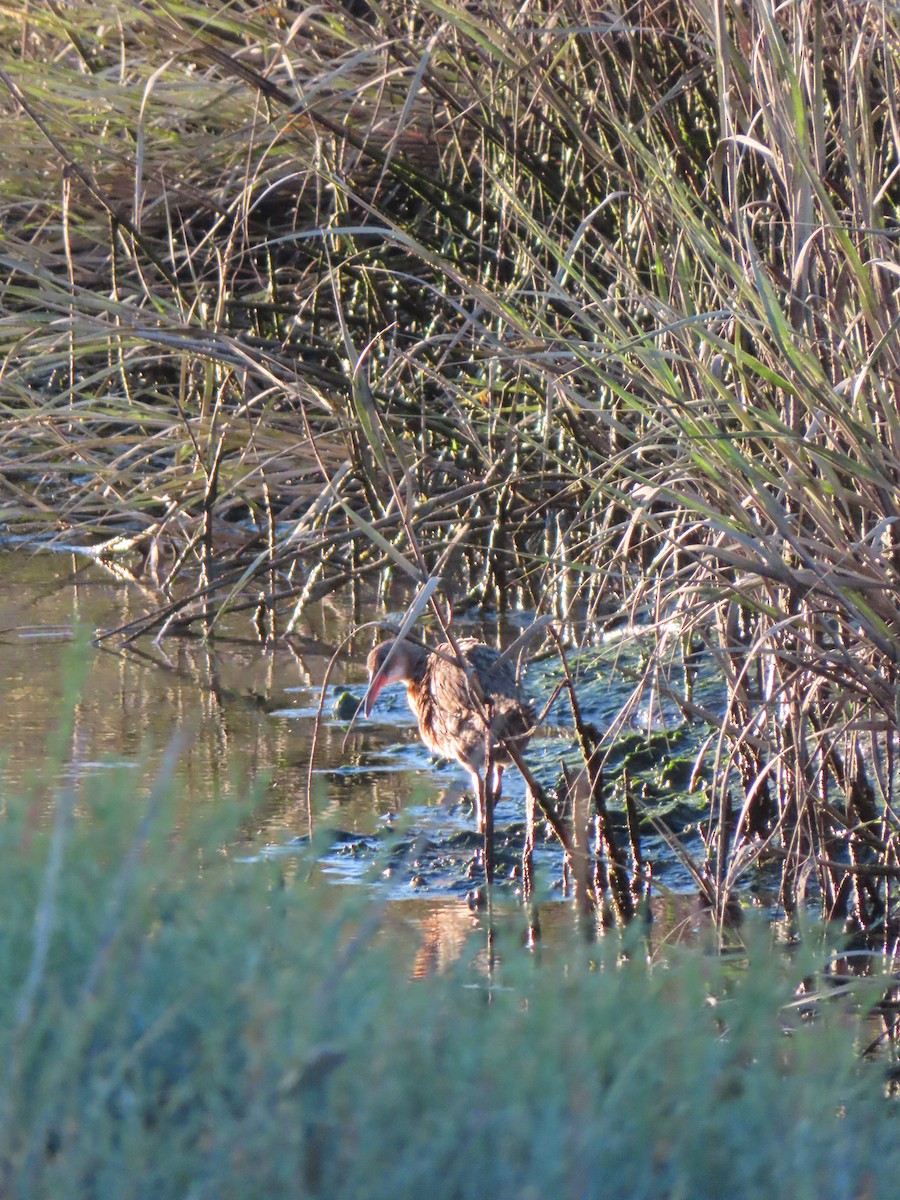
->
[363,671,386,718]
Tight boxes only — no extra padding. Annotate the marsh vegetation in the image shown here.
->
[6,0,900,935]
[4,713,900,1200]
[6,4,900,1190]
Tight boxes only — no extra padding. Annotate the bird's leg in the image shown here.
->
[481,735,499,891]
[522,785,541,947]
[522,784,535,903]
[468,769,485,834]
[479,771,494,888]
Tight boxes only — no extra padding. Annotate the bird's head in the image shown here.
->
[363,639,413,717]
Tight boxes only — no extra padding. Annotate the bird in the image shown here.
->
[363,636,535,833]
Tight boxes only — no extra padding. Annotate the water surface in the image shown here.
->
[0,546,715,957]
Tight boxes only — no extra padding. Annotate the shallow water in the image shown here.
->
[0,548,422,832]
[0,545,719,956]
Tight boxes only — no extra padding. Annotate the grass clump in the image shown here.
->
[0,712,899,1200]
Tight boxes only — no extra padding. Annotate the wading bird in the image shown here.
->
[364,637,535,834]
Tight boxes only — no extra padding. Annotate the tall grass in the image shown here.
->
[3,2,900,932]
[1,682,899,1199]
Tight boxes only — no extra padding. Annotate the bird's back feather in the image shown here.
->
[409,639,534,773]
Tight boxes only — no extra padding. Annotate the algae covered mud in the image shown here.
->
[0,547,720,935]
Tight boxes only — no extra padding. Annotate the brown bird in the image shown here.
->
[364,637,535,832]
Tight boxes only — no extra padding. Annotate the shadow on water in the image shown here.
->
[0,545,728,961]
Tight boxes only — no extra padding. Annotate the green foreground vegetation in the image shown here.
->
[0,695,898,1200]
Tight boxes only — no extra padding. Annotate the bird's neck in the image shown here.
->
[401,641,430,685]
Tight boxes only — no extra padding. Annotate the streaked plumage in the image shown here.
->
[364,637,534,830]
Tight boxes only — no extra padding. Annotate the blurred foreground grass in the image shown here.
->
[0,671,898,1199]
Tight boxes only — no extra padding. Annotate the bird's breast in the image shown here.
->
[406,679,462,761]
